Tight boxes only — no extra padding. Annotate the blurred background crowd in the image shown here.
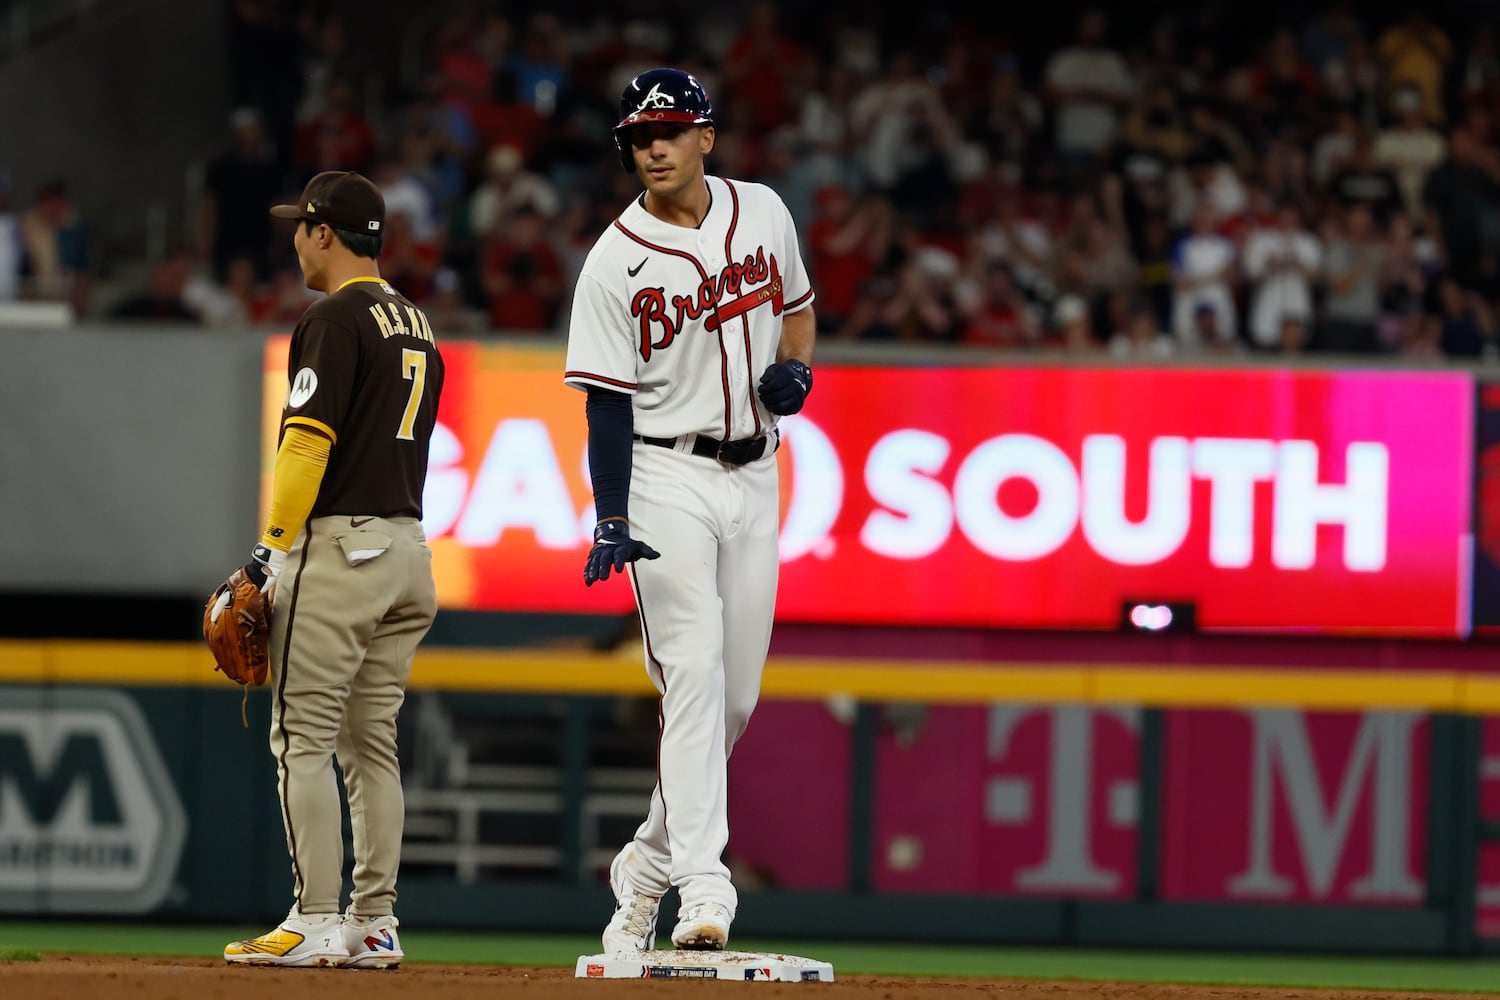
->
[9,0,1500,360]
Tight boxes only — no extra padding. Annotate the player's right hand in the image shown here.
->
[585,519,660,586]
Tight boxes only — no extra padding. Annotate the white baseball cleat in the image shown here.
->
[670,901,732,950]
[602,847,661,953]
[341,912,403,969]
[224,909,349,967]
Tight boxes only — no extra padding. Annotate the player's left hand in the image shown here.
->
[585,519,660,586]
[757,360,813,415]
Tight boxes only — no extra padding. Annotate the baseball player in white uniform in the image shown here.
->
[563,68,816,952]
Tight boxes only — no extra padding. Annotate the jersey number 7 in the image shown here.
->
[397,348,427,441]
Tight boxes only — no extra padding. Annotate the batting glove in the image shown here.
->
[585,520,660,586]
[243,543,286,592]
[757,359,813,415]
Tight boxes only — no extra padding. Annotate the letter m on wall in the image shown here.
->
[0,733,123,826]
[1227,711,1423,902]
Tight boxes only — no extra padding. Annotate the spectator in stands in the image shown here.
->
[850,48,963,222]
[292,76,379,177]
[481,205,565,332]
[807,186,893,335]
[117,2,1500,350]
[1328,129,1404,226]
[372,155,441,246]
[1422,123,1500,291]
[378,210,443,306]
[957,261,1039,348]
[1379,212,1437,351]
[1109,294,1176,359]
[1319,202,1386,352]
[1452,24,1500,135]
[296,12,366,128]
[504,12,569,118]
[227,0,301,170]
[424,267,489,336]
[721,1,808,133]
[1376,11,1454,125]
[966,55,1044,172]
[757,128,829,233]
[472,68,550,165]
[971,188,1056,306]
[1299,0,1365,80]
[467,144,560,243]
[199,107,280,282]
[1168,147,1248,232]
[1429,272,1496,357]
[1120,83,1196,170]
[250,265,320,326]
[794,60,864,190]
[20,180,89,317]
[1042,8,1135,176]
[1246,29,1322,142]
[858,230,962,342]
[1243,200,1321,351]
[1134,214,1175,332]
[1048,291,1097,353]
[110,246,197,322]
[183,255,257,328]
[1171,202,1238,350]
[1376,83,1448,221]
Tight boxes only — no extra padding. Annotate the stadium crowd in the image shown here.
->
[11,0,1500,360]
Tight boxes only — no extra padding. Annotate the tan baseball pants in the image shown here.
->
[266,515,437,917]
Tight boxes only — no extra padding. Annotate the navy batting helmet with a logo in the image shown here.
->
[613,68,715,173]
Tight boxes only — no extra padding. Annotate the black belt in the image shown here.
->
[635,431,776,466]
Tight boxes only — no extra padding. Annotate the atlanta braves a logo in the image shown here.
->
[631,248,784,361]
[637,82,675,111]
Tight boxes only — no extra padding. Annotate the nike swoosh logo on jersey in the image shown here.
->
[628,258,647,277]
[351,517,375,527]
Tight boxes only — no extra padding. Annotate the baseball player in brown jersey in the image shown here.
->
[223,171,444,969]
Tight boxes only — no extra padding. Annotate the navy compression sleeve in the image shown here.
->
[585,386,633,522]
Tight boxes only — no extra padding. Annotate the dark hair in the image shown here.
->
[304,219,382,260]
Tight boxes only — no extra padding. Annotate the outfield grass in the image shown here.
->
[0,922,1497,993]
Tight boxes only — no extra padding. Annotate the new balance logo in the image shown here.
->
[364,930,396,951]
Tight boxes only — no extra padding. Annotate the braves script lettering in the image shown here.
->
[631,249,783,360]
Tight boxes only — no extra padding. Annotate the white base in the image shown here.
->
[576,949,835,982]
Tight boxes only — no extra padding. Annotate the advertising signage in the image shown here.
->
[263,341,1474,637]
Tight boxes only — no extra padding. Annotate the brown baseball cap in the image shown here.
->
[270,170,385,233]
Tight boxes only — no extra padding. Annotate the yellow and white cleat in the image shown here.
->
[225,910,348,967]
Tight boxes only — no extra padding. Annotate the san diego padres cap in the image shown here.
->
[270,170,385,234]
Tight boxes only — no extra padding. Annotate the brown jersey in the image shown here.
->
[281,276,444,518]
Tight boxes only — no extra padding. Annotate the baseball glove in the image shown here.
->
[203,567,271,689]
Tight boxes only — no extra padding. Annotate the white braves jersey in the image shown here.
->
[564,175,815,441]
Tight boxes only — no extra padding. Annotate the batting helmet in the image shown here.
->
[612,68,715,174]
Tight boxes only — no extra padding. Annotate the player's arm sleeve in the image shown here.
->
[260,425,332,552]
[585,387,633,524]
[564,273,639,394]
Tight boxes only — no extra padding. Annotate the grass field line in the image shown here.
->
[1,923,1498,992]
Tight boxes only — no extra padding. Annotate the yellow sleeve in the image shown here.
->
[260,425,332,552]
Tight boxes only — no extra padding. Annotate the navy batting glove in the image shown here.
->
[757,359,813,415]
[584,520,660,586]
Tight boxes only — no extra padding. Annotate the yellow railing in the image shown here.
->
[2,639,1500,714]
